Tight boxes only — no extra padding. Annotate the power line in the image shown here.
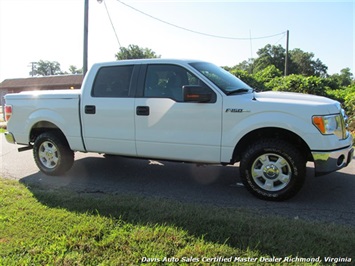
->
[103,0,122,48]
[273,32,287,46]
[116,0,286,41]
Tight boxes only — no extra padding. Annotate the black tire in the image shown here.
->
[33,132,74,176]
[240,139,306,201]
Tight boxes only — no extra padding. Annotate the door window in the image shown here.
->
[92,65,133,97]
[144,65,214,102]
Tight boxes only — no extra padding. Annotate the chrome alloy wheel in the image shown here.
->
[38,141,59,169]
[251,153,292,192]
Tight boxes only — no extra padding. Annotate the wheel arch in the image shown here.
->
[30,121,68,146]
[232,127,312,163]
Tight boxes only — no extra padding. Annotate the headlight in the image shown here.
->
[312,114,346,139]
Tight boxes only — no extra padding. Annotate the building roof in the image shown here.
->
[0,75,83,90]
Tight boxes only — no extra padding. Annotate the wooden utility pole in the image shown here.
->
[29,62,37,77]
[83,0,89,77]
[284,30,289,76]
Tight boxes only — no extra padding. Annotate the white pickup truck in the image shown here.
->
[4,59,353,200]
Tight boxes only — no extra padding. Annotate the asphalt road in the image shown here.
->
[1,134,354,226]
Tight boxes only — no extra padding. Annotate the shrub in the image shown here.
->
[326,85,355,132]
[267,74,327,96]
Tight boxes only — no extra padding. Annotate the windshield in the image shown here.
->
[190,62,252,94]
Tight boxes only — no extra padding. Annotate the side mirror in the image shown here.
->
[183,85,212,103]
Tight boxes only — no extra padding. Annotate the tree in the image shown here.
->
[115,44,160,60]
[233,58,255,74]
[30,60,62,76]
[330,68,354,88]
[68,65,83,75]
[312,58,328,78]
[288,48,314,76]
[250,45,328,77]
[253,44,286,74]
[289,48,327,77]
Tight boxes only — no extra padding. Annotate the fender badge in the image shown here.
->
[225,108,251,113]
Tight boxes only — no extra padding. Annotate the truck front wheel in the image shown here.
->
[33,132,74,176]
[240,139,306,201]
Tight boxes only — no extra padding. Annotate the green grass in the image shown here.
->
[0,178,354,265]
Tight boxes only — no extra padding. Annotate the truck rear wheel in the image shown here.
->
[33,132,74,176]
[240,139,306,201]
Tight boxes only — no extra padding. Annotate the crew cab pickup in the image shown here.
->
[4,59,353,200]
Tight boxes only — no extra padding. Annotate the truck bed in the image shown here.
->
[5,89,84,151]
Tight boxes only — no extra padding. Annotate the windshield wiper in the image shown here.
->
[226,88,250,95]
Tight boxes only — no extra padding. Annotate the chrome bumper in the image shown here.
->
[312,145,354,176]
[4,132,16,144]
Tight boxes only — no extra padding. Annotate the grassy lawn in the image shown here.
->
[1,178,354,265]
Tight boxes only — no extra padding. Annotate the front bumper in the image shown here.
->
[312,144,354,176]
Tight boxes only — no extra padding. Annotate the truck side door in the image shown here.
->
[135,64,223,163]
[81,64,138,156]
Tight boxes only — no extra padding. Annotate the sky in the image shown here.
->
[0,0,354,81]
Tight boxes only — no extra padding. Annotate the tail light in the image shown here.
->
[4,105,12,121]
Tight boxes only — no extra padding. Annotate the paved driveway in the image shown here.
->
[1,134,354,226]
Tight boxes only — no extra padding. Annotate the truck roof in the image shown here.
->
[91,58,206,68]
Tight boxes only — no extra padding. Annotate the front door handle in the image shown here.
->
[85,105,96,114]
[136,106,150,116]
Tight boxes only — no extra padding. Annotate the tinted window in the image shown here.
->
[190,62,252,94]
[92,65,133,97]
[144,64,213,102]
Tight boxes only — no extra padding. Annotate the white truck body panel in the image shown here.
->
[134,97,223,162]
[5,90,84,151]
[81,97,136,155]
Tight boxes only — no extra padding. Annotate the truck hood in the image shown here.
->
[254,91,340,113]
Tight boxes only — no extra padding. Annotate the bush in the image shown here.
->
[326,85,355,132]
[254,65,282,90]
[229,69,265,90]
[267,74,327,96]
[227,66,354,136]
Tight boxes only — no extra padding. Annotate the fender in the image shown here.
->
[26,105,84,151]
[221,111,319,162]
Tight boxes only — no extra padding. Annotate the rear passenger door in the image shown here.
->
[81,64,138,156]
[135,64,223,163]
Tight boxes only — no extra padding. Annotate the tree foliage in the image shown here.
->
[327,68,353,88]
[254,65,282,89]
[115,44,160,60]
[235,45,328,77]
[253,44,286,74]
[29,61,82,76]
[68,65,83,75]
[30,60,62,76]
[287,48,326,77]
[267,75,327,96]
[229,44,354,132]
